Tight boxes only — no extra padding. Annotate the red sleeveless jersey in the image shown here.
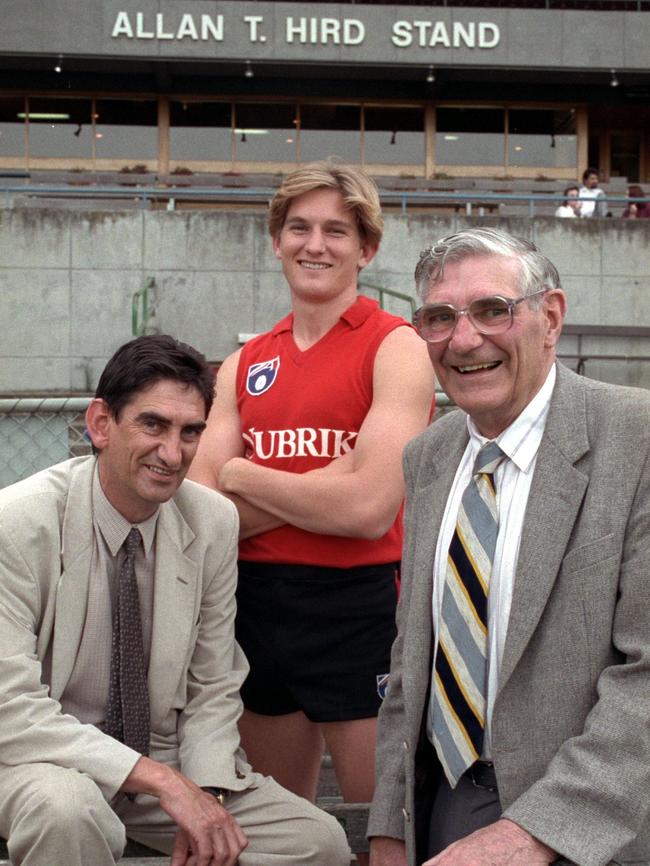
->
[237,295,408,567]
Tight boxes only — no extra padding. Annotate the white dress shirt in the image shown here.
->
[429,365,556,757]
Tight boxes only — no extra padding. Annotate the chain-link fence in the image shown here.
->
[0,392,455,491]
[0,398,92,489]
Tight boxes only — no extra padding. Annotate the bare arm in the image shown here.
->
[219,326,435,539]
[369,836,408,866]
[187,350,286,539]
[122,757,247,866]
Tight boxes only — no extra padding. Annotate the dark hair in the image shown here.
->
[563,185,579,204]
[95,334,215,419]
[582,167,599,183]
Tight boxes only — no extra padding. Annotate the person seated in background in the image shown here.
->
[622,184,650,218]
[554,185,581,218]
[578,167,607,217]
[188,160,434,866]
[0,334,350,866]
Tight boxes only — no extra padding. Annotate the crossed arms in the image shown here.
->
[188,326,435,540]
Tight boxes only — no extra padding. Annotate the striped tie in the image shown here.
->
[430,440,505,787]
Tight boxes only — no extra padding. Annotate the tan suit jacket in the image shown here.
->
[0,456,253,801]
[368,364,650,866]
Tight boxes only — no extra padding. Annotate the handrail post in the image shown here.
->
[359,281,417,318]
[132,276,156,336]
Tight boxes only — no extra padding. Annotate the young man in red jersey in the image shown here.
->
[189,162,433,859]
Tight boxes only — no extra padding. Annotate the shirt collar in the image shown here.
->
[271,295,378,335]
[467,364,556,474]
[92,463,159,556]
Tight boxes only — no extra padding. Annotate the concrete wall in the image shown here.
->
[3,0,650,73]
[1,207,649,393]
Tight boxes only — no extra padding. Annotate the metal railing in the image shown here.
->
[132,276,156,336]
[360,281,417,318]
[2,183,649,217]
[560,324,650,375]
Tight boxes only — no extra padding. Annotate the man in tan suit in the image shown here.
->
[369,229,650,865]
[0,335,349,866]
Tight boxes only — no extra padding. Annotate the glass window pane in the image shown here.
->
[170,101,232,162]
[0,96,26,159]
[299,105,361,163]
[364,106,424,166]
[610,132,641,182]
[234,103,297,162]
[27,97,92,159]
[508,109,576,168]
[94,99,158,163]
[436,108,504,166]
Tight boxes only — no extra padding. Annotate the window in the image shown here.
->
[93,99,158,164]
[508,109,576,168]
[26,97,92,159]
[170,101,232,162]
[436,108,505,166]
[234,103,298,162]
[364,106,424,166]
[0,96,26,160]
[299,104,361,163]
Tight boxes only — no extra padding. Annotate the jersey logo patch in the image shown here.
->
[376,673,390,700]
[246,357,280,396]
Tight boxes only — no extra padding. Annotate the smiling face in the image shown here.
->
[86,378,207,523]
[272,187,377,307]
[424,254,566,438]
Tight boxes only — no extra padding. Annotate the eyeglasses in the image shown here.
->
[413,288,548,343]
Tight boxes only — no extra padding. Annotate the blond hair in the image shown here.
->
[268,160,384,247]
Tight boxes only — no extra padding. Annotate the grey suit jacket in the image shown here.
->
[368,364,650,866]
[0,456,253,801]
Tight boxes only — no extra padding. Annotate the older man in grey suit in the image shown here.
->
[0,334,349,866]
[368,228,650,866]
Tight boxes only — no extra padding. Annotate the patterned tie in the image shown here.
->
[103,527,150,757]
[430,441,506,787]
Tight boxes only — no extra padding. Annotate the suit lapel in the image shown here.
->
[148,499,199,728]
[402,415,469,737]
[50,459,96,700]
[499,365,590,690]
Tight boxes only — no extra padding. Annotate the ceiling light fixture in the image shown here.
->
[426,65,435,83]
[54,55,63,73]
[17,112,70,120]
[244,60,254,79]
[610,68,619,88]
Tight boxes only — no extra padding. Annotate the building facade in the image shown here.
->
[1,0,650,183]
